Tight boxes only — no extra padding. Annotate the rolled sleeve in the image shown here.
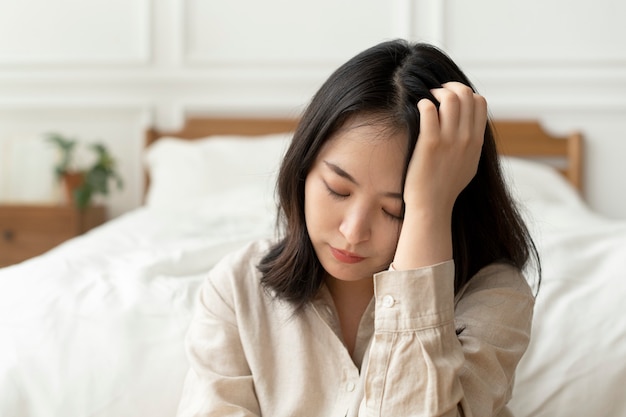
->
[362,261,533,417]
[374,260,456,331]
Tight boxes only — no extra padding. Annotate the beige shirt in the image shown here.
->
[177,239,534,417]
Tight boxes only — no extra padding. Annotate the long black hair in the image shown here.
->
[258,39,540,311]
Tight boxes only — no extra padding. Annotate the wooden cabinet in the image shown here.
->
[0,204,107,267]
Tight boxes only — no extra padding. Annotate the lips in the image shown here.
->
[330,246,365,264]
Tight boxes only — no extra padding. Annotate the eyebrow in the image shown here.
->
[324,160,357,184]
[323,160,403,199]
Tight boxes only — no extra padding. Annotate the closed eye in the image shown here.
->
[383,208,404,221]
[324,181,349,199]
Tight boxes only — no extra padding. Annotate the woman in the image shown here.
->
[177,39,537,417]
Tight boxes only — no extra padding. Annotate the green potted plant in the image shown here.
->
[47,133,123,210]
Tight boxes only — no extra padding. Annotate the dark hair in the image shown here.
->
[258,39,540,311]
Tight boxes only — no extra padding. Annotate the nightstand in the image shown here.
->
[0,204,107,267]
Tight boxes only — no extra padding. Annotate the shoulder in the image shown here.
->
[454,263,535,324]
[456,263,534,301]
[203,238,275,306]
[210,238,274,278]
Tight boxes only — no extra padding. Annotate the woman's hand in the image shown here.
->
[392,82,487,270]
[404,82,487,214]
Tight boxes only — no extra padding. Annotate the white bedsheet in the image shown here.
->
[1,158,625,416]
[509,200,626,416]
[0,206,276,417]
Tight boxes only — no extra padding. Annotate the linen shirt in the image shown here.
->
[177,239,534,417]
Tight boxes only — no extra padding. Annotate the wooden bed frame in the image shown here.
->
[491,120,583,192]
[146,117,583,192]
[145,118,299,147]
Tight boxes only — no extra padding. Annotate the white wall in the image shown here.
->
[0,0,624,219]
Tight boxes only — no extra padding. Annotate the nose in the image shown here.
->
[339,204,371,245]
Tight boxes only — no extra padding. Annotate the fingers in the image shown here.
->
[443,82,475,140]
[427,82,487,146]
[406,83,487,213]
[417,98,439,145]
[471,93,488,142]
[430,83,465,141]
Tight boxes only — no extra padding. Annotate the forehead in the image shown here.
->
[315,117,408,183]
[332,114,404,140]
[320,116,408,158]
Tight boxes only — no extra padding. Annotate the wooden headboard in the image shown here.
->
[145,117,299,148]
[145,117,583,193]
[491,120,583,192]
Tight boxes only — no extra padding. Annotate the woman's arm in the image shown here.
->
[177,273,261,417]
[363,262,534,416]
[393,82,487,270]
[363,84,533,416]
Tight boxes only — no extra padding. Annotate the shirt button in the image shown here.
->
[346,381,356,392]
[382,294,395,308]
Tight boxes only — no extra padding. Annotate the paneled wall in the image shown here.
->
[0,0,624,218]
[435,0,626,219]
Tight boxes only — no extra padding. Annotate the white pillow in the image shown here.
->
[144,133,292,212]
[499,156,583,207]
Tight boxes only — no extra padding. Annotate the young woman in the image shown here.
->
[177,39,538,417]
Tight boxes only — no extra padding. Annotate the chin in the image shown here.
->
[321,261,378,282]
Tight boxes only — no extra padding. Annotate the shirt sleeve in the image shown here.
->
[176,269,261,417]
[362,260,534,417]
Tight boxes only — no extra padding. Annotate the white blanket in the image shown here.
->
[510,201,626,416]
[0,206,276,417]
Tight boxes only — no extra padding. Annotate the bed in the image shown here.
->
[0,117,624,417]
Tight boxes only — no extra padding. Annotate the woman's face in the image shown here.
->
[304,117,408,283]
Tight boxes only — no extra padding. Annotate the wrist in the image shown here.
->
[392,209,453,271]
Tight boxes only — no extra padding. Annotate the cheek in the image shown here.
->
[376,223,402,256]
[304,178,329,231]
